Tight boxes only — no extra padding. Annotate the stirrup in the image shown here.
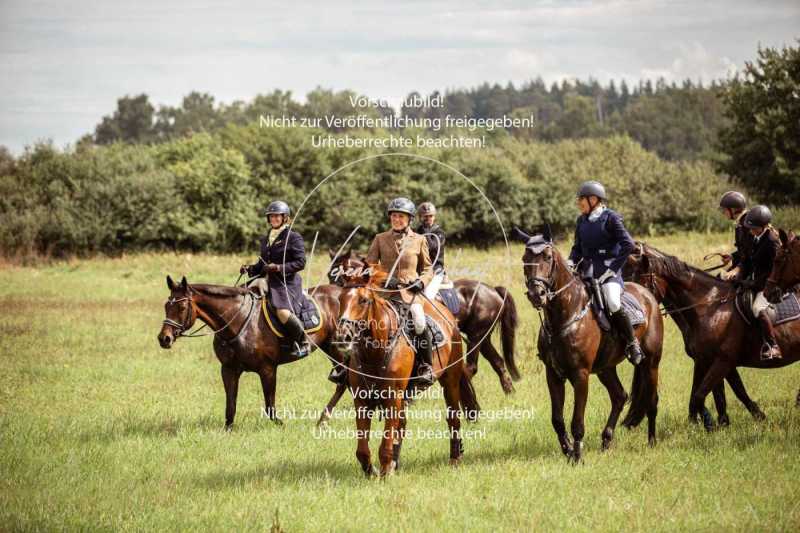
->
[328,365,347,384]
[760,342,781,361]
[289,340,310,358]
[416,364,436,388]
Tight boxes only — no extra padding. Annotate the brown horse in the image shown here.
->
[337,267,479,476]
[157,275,347,429]
[766,229,799,302]
[328,248,520,393]
[513,227,663,461]
[627,243,800,421]
[625,244,767,427]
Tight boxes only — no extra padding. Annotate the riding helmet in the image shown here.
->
[418,202,437,217]
[264,200,291,217]
[577,181,607,201]
[743,205,772,229]
[719,191,747,210]
[387,197,416,217]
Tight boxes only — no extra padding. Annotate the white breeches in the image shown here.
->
[752,292,770,317]
[424,272,444,300]
[410,302,426,334]
[602,281,623,313]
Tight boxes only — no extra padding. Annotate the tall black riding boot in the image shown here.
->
[283,314,310,358]
[415,328,436,389]
[757,312,782,360]
[611,309,643,365]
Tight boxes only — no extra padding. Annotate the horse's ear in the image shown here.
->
[779,229,789,247]
[328,248,337,259]
[641,254,650,271]
[167,275,176,291]
[790,230,796,244]
[542,223,552,242]
[511,226,530,242]
[180,276,188,290]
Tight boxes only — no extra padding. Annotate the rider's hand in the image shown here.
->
[566,259,575,271]
[598,269,615,283]
[267,263,281,273]
[385,277,400,290]
[240,264,250,275]
[407,281,424,294]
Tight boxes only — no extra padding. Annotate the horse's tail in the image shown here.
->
[494,286,520,381]
[459,372,481,422]
[622,360,651,428]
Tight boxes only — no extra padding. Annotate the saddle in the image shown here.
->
[735,289,800,326]
[436,287,461,315]
[259,293,323,339]
[582,279,645,332]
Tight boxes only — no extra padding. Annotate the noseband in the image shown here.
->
[162,296,193,335]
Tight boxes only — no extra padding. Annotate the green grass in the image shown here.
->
[1,233,799,531]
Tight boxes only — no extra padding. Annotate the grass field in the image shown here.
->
[1,232,799,531]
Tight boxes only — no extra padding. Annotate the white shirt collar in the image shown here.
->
[588,204,606,222]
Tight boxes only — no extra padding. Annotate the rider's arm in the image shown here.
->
[247,239,268,277]
[568,216,583,265]
[417,237,434,288]
[607,212,636,272]
[280,232,306,274]
[366,236,380,265]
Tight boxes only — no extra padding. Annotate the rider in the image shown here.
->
[415,201,449,298]
[737,205,782,360]
[718,191,753,281]
[366,197,436,388]
[568,181,643,365]
[241,200,310,359]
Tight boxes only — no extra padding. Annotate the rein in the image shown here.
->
[162,289,257,341]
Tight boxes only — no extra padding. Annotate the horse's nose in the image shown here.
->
[158,333,173,349]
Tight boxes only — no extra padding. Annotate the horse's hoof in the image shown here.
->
[501,376,515,395]
[316,414,330,428]
[601,439,612,451]
[648,437,657,448]
[752,406,767,421]
[449,457,462,467]
[271,417,284,427]
[363,465,378,478]
[224,424,233,432]
[718,414,730,427]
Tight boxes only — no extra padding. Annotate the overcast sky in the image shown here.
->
[1,0,798,153]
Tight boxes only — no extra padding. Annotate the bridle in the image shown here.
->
[523,243,577,307]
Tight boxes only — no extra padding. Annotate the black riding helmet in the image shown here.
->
[743,205,772,229]
[263,200,291,217]
[577,181,607,201]
[719,191,746,210]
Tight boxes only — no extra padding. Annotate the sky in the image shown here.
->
[1,0,798,153]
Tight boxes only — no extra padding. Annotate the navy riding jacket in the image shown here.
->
[568,207,635,286]
[247,227,306,313]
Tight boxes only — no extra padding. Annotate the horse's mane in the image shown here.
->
[366,265,390,290]
[190,284,248,297]
[641,243,726,286]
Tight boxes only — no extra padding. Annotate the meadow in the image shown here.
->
[1,232,799,531]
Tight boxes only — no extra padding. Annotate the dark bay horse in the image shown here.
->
[766,229,799,302]
[626,243,767,427]
[513,227,663,461]
[337,268,479,477]
[328,248,520,393]
[627,244,800,422]
[157,276,347,429]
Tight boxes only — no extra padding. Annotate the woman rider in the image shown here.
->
[568,181,643,365]
[241,200,310,358]
[366,197,436,388]
[738,205,782,360]
[718,191,753,281]
[415,201,448,298]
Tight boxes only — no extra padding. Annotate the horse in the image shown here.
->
[625,244,767,427]
[766,229,799,302]
[336,267,479,477]
[513,226,663,462]
[626,243,800,422]
[157,275,347,429]
[328,248,520,393]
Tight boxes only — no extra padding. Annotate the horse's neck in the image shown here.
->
[662,269,724,324]
[546,257,587,326]
[192,288,246,331]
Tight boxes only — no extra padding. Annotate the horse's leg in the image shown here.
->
[546,366,572,457]
[317,383,347,427]
[646,361,660,446]
[393,402,409,471]
[441,366,464,466]
[354,399,376,477]
[725,368,766,421]
[796,388,800,409]
[711,382,729,427]
[689,359,715,431]
[379,393,404,477]
[479,336,515,395]
[569,368,590,463]
[465,335,479,377]
[690,357,735,433]
[221,364,242,430]
[258,363,283,426]
[597,367,628,451]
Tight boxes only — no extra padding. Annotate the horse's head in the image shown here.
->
[766,229,798,303]
[512,225,566,308]
[158,275,197,349]
[328,248,370,286]
[625,242,669,302]
[336,264,389,351]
